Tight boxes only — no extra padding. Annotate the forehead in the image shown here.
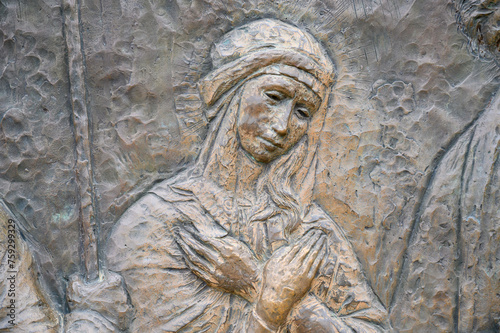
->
[247,74,321,100]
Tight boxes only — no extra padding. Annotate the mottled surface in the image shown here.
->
[0,0,80,300]
[1,0,499,331]
[0,203,59,331]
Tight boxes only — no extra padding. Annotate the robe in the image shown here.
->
[392,93,500,332]
[0,206,59,332]
[106,176,388,332]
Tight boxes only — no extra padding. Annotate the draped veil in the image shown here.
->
[163,19,336,256]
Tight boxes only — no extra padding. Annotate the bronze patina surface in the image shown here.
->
[1,0,499,332]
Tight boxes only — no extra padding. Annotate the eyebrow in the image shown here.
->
[295,87,321,111]
[286,75,322,102]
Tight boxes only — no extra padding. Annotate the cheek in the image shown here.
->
[238,97,269,135]
[284,120,308,148]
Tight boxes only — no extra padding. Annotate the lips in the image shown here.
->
[260,136,284,148]
[258,136,284,152]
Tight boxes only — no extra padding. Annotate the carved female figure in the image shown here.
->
[98,19,387,332]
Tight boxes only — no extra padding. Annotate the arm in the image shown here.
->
[175,226,261,303]
[287,293,386,333]
[105,192,241,331]
[283,206,388,332]
[179,227,329,332]
[288,293,348,333]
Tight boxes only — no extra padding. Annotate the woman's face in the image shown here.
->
[237,74,322,163]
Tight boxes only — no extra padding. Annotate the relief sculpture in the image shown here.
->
[2,0,500,332]
[65,19,387,332]
[391,0,500,331]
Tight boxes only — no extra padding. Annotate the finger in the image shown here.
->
[178,232,219,267]
[194,231,253,259]
[176,236,215,273]
[182,228,232,256]
[288,229,325,265]
[303,233,327,268]
[178,228,222,266]
[182,252,219,286]
[194,232,230,256]
[293,233,326,276]
[306,238,328,280]
[284,229,322,261]
[187,227,219,246]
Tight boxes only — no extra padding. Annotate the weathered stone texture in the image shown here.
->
[1,0,499,331]
[0,0,80,296]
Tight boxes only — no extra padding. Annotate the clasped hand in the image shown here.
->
[176,226,328,330]
[176,226,261,302]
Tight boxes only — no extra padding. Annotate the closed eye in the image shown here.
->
[295,106,311,118]
[265,91,285,102]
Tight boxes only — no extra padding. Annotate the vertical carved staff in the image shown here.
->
[61,0,100,282]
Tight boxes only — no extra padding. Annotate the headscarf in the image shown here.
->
[199,19,335,110]
[183,19,336,256]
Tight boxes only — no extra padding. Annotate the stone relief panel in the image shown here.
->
[0,0,80,310]
[0,0,499,331]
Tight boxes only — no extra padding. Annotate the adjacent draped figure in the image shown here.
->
[392,93,500,332]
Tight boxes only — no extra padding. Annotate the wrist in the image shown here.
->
[247,308,278,333]
[247,274,262,303]
[254,300,282,331]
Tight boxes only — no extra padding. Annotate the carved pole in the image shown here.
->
[61,0,100,282]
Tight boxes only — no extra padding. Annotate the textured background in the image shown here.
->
[1,0,498,326]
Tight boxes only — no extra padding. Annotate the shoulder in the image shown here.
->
[106,182,194,272]
[108,191,181,244]
[424,94,500,211]
[435,93,500,182]
[108,178,201,238]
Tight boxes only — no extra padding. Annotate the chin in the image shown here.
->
[253,154,273,164]
[245,147,278,164]
[253,150,282,164]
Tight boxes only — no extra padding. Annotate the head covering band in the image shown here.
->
[198,19,335,107]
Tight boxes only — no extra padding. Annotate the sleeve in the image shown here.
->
[285,204,389,332]
[64,271,133,332]
[390,127,474,331]
[105,191,247,332]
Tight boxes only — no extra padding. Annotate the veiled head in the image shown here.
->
[199,18,335,115]
[197,19,335,164]
[189,19,336,236]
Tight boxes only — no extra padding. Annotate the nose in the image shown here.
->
[271,100,293,136]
